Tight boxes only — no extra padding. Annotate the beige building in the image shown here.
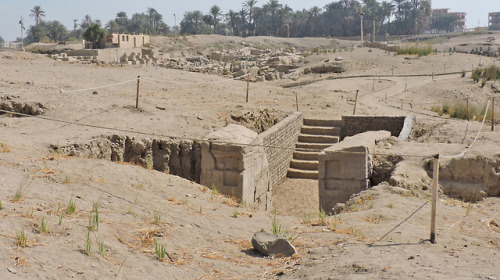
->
[433,8,467,31]
[102,33,150,49]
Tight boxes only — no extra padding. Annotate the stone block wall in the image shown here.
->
[341,116,406,140]
[318,131,391,213]
[201,125,271,209]
[259,112,303,187]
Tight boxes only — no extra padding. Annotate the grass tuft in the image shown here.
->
[40,216,47,234]
[153,210,161,225]
[84,230,91,255]
[154,240,166,261]
[66,198,76,215]
[16,230,28,247]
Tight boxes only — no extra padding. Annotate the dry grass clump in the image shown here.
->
[472,65,500,83]
[431,103,492,121]
[396,45,433,56]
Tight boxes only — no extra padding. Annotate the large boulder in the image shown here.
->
[251,231,296,257]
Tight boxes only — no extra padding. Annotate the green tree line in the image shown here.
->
[21,1,463,44]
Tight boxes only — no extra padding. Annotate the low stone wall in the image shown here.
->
[259,112,303,187]
[318,131,391,213]
[67,48,148,63]
[200,125,271,209]
[341,116,409,140]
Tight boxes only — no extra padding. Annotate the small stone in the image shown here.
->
[92,91,98,95]
[251,231,296,257]
[7,267,17,274]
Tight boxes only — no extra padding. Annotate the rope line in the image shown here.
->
[441,99,491,159]
[140,73,250,85]
[370,201,429,245]
[61,79,137,93]
[0,108,435,159]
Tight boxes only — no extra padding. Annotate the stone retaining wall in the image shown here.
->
[341,116,408,140]
[259,112,303,187]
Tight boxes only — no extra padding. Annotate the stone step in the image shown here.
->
[301,125,341,136]
[293,151,320,161]
[296,142,334,151]
[290,159,319,170]
[298,134,339,144]
[304,119,342,127]
[287,168,318,179]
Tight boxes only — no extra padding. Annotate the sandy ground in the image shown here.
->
[0,32,499,279]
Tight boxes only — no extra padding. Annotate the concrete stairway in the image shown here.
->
[287,119,341,179]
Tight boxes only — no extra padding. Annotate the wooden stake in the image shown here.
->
[295,91,299,112]
[492,97,495,132]
[405,83,408,92]
[430,154,439,244]
[246,75,250,103]
[353,90,359,115]
[400,99,404,109]
[136,75,140,109]
[466,97,470,122]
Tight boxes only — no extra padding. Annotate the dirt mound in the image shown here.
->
[229,109,286,133]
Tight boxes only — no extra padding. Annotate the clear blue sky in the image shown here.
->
[0,0,498,41]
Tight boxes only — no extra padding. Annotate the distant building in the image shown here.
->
[102,33,150,49]
[489,12,500,30]
[433,8,467,32]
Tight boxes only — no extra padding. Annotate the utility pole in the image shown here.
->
[174,13,177,38]
[360,8,364,46]
[19,16,25,51]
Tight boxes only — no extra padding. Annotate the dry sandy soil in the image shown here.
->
[0,32,499,279]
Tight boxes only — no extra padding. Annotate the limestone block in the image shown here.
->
[201,124,269,206]
[319,131,390,213]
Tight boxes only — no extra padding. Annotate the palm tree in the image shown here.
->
[209,5,222,34]
[243,0,258,35]
[30,6,45,26]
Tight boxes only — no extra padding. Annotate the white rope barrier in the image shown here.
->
[140,73,250,85]
[60,79,137,93]
[441,99,491,159]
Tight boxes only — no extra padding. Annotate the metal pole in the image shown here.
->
[353,90,359,115]
[136,76,140,109]
[174,14,177,39]
[492,97,495,132]
[373,18,376,42]
[20,16,24,51]
[295,91,299,112]
[246,75,250,103]
[466,97,470,122]
[360,16,364,46]
[430,154,439,244]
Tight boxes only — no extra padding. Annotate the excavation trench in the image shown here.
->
[51,135,202,183]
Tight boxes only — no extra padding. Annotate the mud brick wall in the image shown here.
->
[341,116,406,140]
[259,112,303,188]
